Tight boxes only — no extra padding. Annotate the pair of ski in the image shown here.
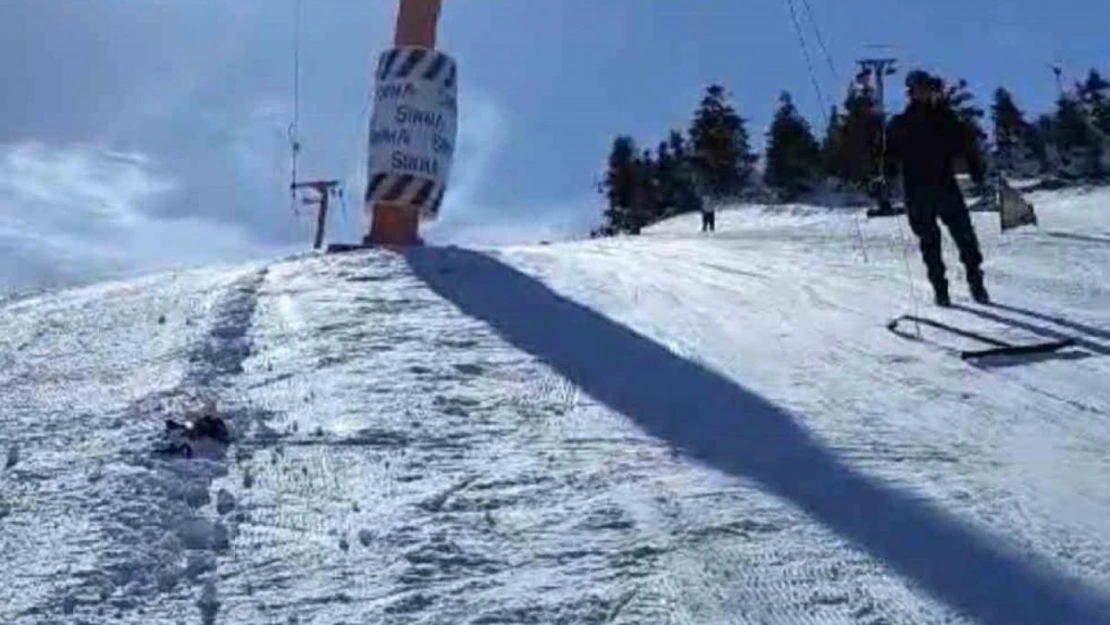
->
[887,307,1076,361]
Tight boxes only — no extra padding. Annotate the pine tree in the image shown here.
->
[827,83,883,186]
[820,105,843,180]
[1053,94,1102,179]
[654,141,681,218]
[1078,69,1110,136]
[1035,69,1110,180]
[991,87,1042,176]
[1076,69,1110,177]
[689,84,757,204]
[628,149,659,232]
[1035,113,1063,175]
[667,130,704,215]
[991,88,1021,173]
[600,135,639,234]
[668,130,689,163]
[764,92,823,200]
[940,79,988,144]
[655,142,674,216]
[1025,121,1052,175]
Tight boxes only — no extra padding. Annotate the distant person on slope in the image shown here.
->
[886,70,990,307]
[701,203,716,233]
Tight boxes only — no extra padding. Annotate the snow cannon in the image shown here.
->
[365,0,457,246]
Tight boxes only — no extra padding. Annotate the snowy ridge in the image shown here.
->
[3,189,1110,624]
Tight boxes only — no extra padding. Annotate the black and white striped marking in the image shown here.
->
[377,47,456,87]
[365,173,447,218]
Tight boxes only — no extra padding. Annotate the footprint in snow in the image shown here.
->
[216,489,236,515]
[5,444,18,469]
[197,580,220,625]
[453,363,485,376]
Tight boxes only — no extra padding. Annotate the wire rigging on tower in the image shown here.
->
[288,0,303,216]
[783,0,830,122]
[781,0,870,262]
[798,0,839,81]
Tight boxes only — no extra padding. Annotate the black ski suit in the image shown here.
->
[701,209,716,233]
[886,102,986,292]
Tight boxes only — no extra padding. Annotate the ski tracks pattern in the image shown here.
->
[200,250,966,625]
[2,266,268,624]
[498,227,1110,622]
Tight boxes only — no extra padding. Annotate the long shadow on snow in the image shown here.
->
[989,301,1110,343]
[1045,231,1110,246]
[407,247,1110,625]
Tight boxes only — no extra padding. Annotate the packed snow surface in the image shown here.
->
[3,188,1110,624]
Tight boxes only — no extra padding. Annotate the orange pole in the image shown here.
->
[366,0,444,247]
[395,0,441,48]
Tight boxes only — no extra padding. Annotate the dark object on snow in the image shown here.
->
[968,271,990,304]
[5,444,18,469]
[866,200,906,218]
[166,414,230,443]
[701,209,716,233]
[934,284,952,308]
[327,242,371,254]
[886,85,988,305]
[1032,176,1069,191]
[928,262,988,306]
[887,315,1075,360]
[866,177,902,218]
[998,178,1038,232]
[159,412,231,458]
[327,237,424,254]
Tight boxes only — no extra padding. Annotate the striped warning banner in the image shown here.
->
[365,173,447,218]
[366,46,458,221]
[376,47,456,86]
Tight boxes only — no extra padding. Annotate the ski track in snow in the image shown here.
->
[0,266,269,624]
[2,188,1109,624]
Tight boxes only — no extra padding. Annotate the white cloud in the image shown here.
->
[0,142,275,292]
[425,202,596,247]
[443,89,512,211]
[421,90,602,247]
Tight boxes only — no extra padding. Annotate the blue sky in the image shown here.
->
[1,0,1107,290]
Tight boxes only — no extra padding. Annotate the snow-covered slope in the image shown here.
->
[3,188,1109,624]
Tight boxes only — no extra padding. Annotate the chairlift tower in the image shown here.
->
[1052,64,1066,99]
[857,58,898,118]
[292,179,342,250]
[857,57,899,213]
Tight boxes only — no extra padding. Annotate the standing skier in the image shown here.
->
[886,70,990,306]
[701,203,716,233]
